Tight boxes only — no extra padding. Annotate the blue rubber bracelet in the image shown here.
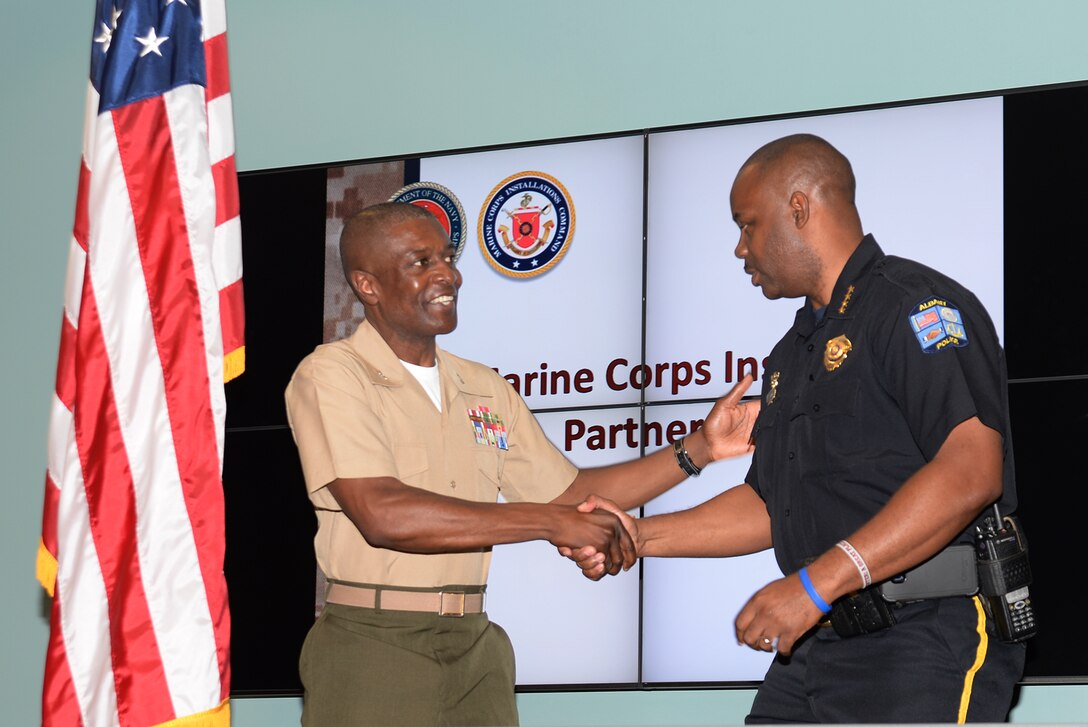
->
[798,566,832,614]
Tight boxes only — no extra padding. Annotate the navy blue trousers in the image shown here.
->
[747,596,1025,724]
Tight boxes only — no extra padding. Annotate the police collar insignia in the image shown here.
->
[908,297,969,353]
[468,406,508,450]
[837,285,856,314]
[824,335,852,372]
[767,371,780,405]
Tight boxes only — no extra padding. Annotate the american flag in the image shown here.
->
[38,1,243,724]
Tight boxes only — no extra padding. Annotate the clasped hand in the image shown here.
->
[555,377,759,580]
[550,502,638,577]
[558,496,638,581]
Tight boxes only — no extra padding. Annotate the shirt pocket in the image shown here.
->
[753,399,782,442]
[392,444,428,485]
[794,377,863,475]
[793,377,860,422]
[474,445,505,492]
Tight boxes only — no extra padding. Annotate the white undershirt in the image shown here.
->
[401,359,442,411]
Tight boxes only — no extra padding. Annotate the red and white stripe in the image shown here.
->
[40,3,242,725]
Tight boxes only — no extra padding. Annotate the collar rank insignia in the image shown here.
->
[824,335,852,372]
[908,297,969,353]
[838,285,855,314]
[767,371,780,405]
[468,406,508,450]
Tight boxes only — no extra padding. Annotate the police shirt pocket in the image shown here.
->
[392,444,428,484]
[793,378,860,421]
[752,400,781,441]
[793,379,862,486]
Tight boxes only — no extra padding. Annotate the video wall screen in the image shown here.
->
[223,84,1088,694]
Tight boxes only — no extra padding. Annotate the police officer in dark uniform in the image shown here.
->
[574,134,1026,723]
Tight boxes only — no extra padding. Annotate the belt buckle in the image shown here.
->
[438,591,465,617]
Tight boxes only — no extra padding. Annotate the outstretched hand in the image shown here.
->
[557,495,640,581]
[700,374,760,461]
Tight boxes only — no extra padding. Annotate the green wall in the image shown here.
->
[4,2,1088,724]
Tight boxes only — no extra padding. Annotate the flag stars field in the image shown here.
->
[94,6,122,54]
[94,22,115,53]
[135,27,169,57]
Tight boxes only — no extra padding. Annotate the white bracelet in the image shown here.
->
[835,539,872,588]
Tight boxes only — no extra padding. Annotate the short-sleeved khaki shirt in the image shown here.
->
[285,320,577,588]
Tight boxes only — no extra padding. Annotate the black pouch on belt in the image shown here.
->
[828,587,897,637]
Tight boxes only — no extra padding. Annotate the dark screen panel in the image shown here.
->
[223,427,316,694]
[1008,378,1088,679]
[225,168,326,694]
[1004,84,1088,380]
[1002,86,1087,680]
[225,168,326,430]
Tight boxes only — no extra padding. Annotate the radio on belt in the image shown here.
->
[975,506,1039,643]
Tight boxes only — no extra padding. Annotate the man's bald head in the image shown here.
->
[339,202,445,284]
[729,134,866,307]
[738,134,857,212]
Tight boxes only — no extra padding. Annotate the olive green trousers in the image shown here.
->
[299,602,518,727]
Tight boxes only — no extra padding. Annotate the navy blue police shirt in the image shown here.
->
[745,235,1017,576]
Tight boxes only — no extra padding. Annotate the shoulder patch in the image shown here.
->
[908,296,969,353]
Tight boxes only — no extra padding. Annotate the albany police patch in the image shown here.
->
[908,296,969,353]
[477,171,575,279]
[388,182,468,261]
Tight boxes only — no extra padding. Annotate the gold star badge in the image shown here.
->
[824,335,852,372]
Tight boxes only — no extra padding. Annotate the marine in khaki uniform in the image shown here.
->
[285,202,759,727]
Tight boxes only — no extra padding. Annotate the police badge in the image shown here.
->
[824,335,853,372]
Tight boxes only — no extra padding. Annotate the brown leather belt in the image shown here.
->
[325,583,485,617]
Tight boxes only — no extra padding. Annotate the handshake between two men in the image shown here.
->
[547,374,762,579]
[546,373,808,658]
[293,142,1026,724]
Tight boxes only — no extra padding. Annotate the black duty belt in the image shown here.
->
[823,545,978,638]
